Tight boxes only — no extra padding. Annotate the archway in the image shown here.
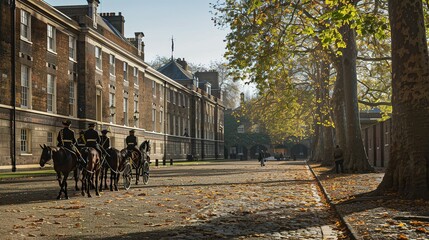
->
[250,144,268,159]
[290,144,308,159]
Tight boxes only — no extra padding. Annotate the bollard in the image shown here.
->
[162,159,166,165]
[155,159,158,166]
[170,159,173,165]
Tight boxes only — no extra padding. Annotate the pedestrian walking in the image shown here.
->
[258,150,265,167]
[333,145,344,173]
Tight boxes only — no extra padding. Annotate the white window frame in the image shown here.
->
[20,10,31,41]
[47,74,56,113]
[152,81,156,97]
[152,108,156,132]
[133,67,139,86]
[47,132,53,146]
[123,97,128,126]
[95,46,102,70]
[20,129,30,153]
[69,77,76,116]
[109,54,116,76]
[47,24,56,52]
[21,65,31,108]
[69,35,76,61]
[123,62,128,81]
[109,92,116,124]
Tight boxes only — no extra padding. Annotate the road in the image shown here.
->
[0,160,348,239]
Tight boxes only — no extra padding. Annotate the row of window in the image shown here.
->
[21,10,77,61]
[95,46,139,85]
[21,65,76,115]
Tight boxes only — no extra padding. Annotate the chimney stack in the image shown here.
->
[87,0,100,28]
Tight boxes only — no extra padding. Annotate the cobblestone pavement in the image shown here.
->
[310,164,429,240]
[0,161,348,239]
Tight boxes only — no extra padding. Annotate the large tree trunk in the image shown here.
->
[332,60,347,154]
[377,0,429,199]
[320,56,334,166]
[340,24,373,173]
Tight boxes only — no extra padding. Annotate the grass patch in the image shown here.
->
[0,169,56,179]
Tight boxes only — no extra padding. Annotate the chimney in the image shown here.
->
[134,32,145,59]
[100,12,126,35]
[87,0,100,28]
[176,58,189,71]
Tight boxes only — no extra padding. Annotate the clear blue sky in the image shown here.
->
[44,0,227,66]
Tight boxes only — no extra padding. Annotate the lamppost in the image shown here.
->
[9,0,16,172]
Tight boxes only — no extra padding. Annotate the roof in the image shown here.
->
[157,59,194,81]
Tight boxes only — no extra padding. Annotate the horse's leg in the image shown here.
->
[104,167,108,190]
[56,172,64,199]
[109,169,114,191]
[87,173,92,198]
[115,170,119,191]
[63,172,70,199]
[81,171,85,196]
[74,169,80,191]
[95,169,100,196]
[99,167,104,192]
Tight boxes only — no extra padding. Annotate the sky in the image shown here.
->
[43,0,227,66]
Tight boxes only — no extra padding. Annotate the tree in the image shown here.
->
[377,0,429,199]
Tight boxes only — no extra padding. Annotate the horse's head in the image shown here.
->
[39,144,52,167]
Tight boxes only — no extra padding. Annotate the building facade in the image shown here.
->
[0,0,224,167]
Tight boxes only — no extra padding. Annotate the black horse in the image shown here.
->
[120,147,142,185]
[99,147,121,191]
[80,147,101,197]
[39,144,79,199]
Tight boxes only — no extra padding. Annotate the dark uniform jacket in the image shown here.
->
[334,148,344,161]
[57,127,76,150]
[100,135,111,150]
[76,136,86,148]
[126,135,138,150]
[84,129,100,148]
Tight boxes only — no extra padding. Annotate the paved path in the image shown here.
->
[0,161,347,239]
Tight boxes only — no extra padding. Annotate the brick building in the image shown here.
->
[0,0,224,167]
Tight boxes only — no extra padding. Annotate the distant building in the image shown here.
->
[0,0,224,167]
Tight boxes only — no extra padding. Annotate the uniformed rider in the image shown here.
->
[57,119,81,159]
[125,129,142,160]
[100,129,111,150]
[84,123,102,157]
[76,130,86,149]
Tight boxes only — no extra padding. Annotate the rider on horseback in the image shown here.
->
[125,129,142,160]
[84,123,102,158]
[57,119,82,162]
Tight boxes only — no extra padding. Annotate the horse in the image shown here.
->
[39,144,79,199]
[80,147,101,197]
[120,147,142,185]
[139,140,151,165]
[99,147,121,191]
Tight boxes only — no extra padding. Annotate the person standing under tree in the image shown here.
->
[333,145,344,173]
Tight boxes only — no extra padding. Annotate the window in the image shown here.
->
[21,65,31,108]
[152,81,156,97]
[152,108,156,132]
[69,36,76,60]
[20,129,30,153]
[109,55,116,76]
[123,97,128,126]
[69,78,76,116]
[47,74,56,112]
[47,132,53,146]
[20,10,31,40]
[123,62,128,81]
[133,100,139,127]
[95,46,102,70]
[133,67,138,85]
[47,24,56,52]
[109,92,115,123]
[160,110,163,133]
[167,88,170,102]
